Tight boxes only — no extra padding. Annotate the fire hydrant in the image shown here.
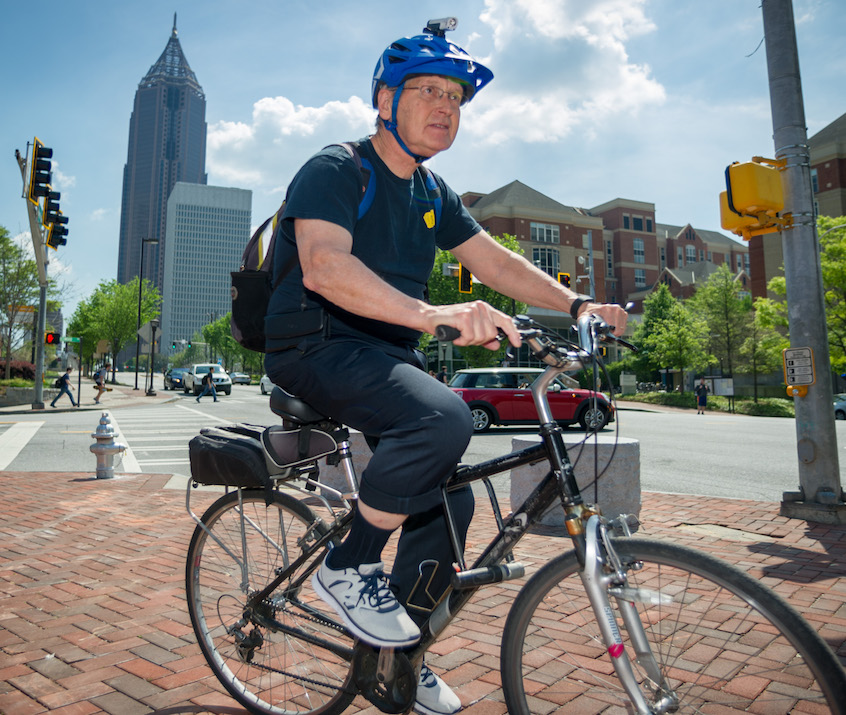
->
[90,412,127,479]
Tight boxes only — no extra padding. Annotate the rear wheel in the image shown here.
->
[501,538,846,714]
[186,489,355,715]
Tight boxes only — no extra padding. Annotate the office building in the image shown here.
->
[160,183,252,354]
[116,16,207,293]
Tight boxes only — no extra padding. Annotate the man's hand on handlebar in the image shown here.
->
[577,302,628,337]
[426,300,521,350]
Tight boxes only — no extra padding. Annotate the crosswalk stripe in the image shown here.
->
[0,422,44,470]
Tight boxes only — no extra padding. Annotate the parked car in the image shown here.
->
[835,393,846,420]
[163,367,189,391]
[449,367,614,433]
[229,372,251,385]
[183,364,232,396]
[260,374,274,395]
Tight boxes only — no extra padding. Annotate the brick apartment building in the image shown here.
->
[461,182,749,328]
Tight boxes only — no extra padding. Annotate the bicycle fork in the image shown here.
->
[579,515,678,714]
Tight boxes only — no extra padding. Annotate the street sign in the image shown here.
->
[783,347,815,387]
[65,336,80,344]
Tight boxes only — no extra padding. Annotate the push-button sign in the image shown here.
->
[783,347,815,386]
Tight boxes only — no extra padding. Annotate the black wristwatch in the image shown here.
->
[569,296,594,320]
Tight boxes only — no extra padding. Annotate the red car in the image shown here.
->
[448,367,614,433]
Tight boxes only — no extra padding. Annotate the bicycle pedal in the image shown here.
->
[451,562,525,589]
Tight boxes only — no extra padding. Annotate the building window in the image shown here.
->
[737,256,742,272]
[533,247,559,277]
[606,240,614,276]
[660,246,666,269]
[744,254,749,272]
[646,218,653,233]
[635,268,646,288]
[699,249,705,262]
[811,168,819,193]
[686,246,696,263]
[633,237,645,264]
[530,222,559,244]
[633,216,644,231]
[623,215,630,229]
[678,247,684,265]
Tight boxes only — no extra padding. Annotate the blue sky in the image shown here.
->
[2,0,844,320]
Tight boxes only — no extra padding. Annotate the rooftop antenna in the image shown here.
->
[172,12,177,36]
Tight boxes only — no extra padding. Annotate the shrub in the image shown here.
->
[0,360,36,380]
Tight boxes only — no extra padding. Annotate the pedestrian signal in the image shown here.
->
[45,332,60,345]
[458,263,472,293]
[558,272,571,288]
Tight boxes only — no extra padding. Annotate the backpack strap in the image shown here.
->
[336,142,375,220]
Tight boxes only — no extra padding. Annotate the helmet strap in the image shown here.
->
[383,86,431,164]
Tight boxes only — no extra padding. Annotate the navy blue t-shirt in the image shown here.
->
[268,138,481,347]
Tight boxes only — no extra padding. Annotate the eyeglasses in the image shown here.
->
[404,84,465,108]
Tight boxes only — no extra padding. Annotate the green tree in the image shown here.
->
[0,227,41,378]
[818,216,846,374]
[627,283,677,380]
[426,233,527,367]
[688,263,750,377]
[66,292,103,372]
[72,278,161,370]
[642,300,710,392]
[738,300,788,401]
[203,313,241,370]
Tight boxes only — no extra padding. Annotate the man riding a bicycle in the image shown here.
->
[264,18,627,714]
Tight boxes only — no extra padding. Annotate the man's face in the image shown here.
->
[380,75,463,158]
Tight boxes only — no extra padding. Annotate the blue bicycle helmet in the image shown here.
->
[372,18,494,162]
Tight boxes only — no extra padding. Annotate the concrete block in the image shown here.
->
[510,435,641,529]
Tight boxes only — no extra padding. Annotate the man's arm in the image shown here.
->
[452,230,628,335]
[296,218,520,348]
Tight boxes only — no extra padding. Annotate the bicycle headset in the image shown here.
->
[371,19,494,163]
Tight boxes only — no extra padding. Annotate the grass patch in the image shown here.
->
[617,392,795,418]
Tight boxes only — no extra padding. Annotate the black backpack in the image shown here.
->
[230,142,442,352]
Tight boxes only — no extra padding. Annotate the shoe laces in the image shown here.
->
[357,568,394,608]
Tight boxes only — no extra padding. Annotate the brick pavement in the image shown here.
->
[1,470,845,714]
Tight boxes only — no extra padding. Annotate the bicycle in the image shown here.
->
[184,313,846,714]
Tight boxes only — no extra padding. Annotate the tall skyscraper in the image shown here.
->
[161,183,252,353]
[116,15,207,293]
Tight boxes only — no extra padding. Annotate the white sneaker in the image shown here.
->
[312,560,420,648]
[414,664,462,714]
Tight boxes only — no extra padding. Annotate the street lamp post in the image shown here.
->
[147,319,159,396]
[134,237,159,390]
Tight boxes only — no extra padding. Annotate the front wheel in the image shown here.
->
[470,406,493,433]
[501,538,846,714]
[186,489,356,715]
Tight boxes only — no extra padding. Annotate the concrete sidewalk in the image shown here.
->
[1,470,845,714]
[0,378,177,416]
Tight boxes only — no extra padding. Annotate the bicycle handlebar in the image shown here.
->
[435,313,637,371]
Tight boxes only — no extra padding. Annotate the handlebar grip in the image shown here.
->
[435,325,461,342]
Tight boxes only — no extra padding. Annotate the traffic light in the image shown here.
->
[557,272,571,288]
[187,340,192,348]
[45,332,61,345]
[47,220,68,249]
[458,263,472,293]
[172,342,177,350]
[43,191,61,226]
[28,138,52,204]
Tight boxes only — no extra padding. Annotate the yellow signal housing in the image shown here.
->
[725,161,784,218]
[720,158,790,241]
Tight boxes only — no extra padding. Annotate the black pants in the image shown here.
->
[265,334,476,625]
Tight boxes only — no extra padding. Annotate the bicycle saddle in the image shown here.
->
[269,385,329,425]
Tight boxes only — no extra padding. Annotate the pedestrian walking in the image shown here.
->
[51,367,77,408]
[93,363,111,404]
[695,377,710,414]
[196,368,218,403]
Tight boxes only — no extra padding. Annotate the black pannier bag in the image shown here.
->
[189,424,271,488]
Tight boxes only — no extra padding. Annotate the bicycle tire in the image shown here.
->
[501,537,846,713]
[186,488,356,715]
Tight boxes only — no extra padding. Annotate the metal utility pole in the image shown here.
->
[762,0,845,523]
[14,149,49,410]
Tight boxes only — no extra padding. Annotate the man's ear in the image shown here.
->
[376,85,395,122]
